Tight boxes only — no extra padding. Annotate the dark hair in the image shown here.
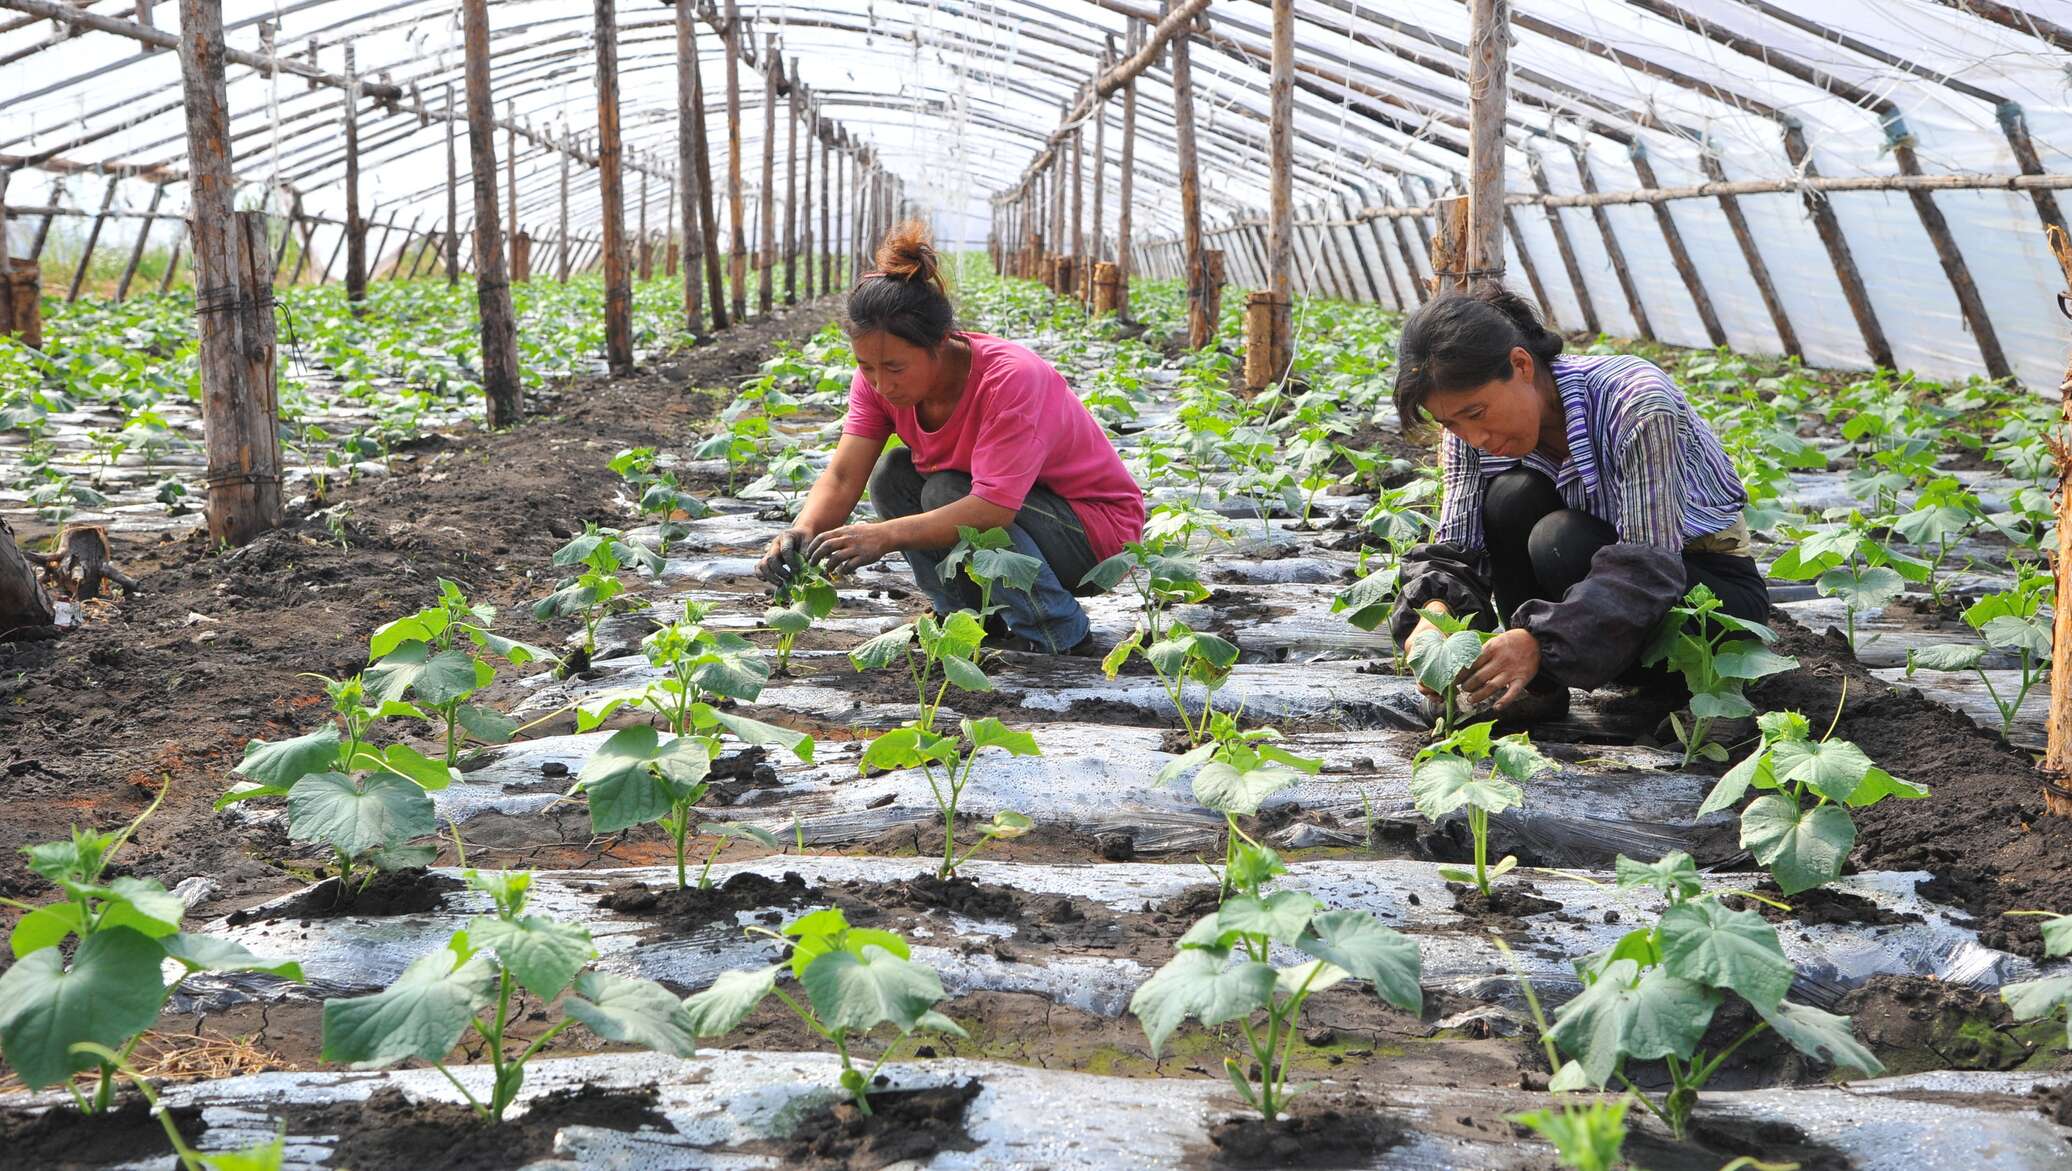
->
[1393,284,1563,432]
[844,219,957,351]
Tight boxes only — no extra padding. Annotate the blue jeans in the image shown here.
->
[868,448,1097,652]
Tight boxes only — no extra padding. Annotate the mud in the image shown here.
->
[0,1094,207,1170]
[225,867,462,925]
[757,1079,981,1170]
[1206,1095,1404,1168]
[284,1082,671,1171]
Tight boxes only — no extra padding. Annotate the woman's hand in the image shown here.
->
[803,523,900,576]
[1458,628,1542,711]
[756,528,812,587]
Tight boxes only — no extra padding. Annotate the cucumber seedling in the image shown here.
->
[369,578,556,766]
[1999,911,2072,1049]
[849,609,992,734]
[941,525,1043,625]
[321,866,698,1122]
[765,558,840,674]
[1410,721,1552,898]
[1640,585,1799,765]
[532,525,664,658]
[859,716,1038,878]
[682,909,966,1115]
[1906,570,2051,740]
[1405,607,1496,735]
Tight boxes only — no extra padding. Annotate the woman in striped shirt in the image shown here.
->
[1388,286,1768,724]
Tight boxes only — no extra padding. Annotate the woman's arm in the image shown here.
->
[756,432,881,582]
[801,485,1014,575]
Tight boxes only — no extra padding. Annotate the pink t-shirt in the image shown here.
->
[842,332,1146,561]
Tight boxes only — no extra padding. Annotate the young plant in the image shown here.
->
[221,673,460,898]
[859,716,1038,878]
[1410,721,1553,898]
[941,525,1042,625]
[1080,539,1212,645]
[532,526,663,657]
[1544,850,1884,1139]
[1405,608,1497,735]
[369,578,556,766]
[1160,711,1324,899]
[1129,837,1423,1121]
[1769,514,1931,652]
[1641,585,1799,765]
[0,788,303,1114]
[321,866,698,1122]
[1906,570,2052,740]
[1330,561,1399,633]
[65,1044,287,1171]
[1891,477,1984,605]
[1506,1098,1629,1171]
[1999,911,2072,1049]
[849,609,991,733]
[1101,619,1241,746]
[765,559,840,674]
[1697,711,1926,895]
[681,909,965,1114]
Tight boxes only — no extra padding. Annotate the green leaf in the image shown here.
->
[1907,644,1989,673]
[563,970,700,1058]
[1981,615,2051,656]
[158,935,304,982]
[964,716,1040,756]
[1740,795,1855,896]
[321,940,496,1069]
[369,611,443,660]
[1296,909,1424,1014]
[939,654,992,693]
[1410,754,1523,821]
[1613,852,1702,902]
[1079,553,1134,592]
[470,629,558,667]
[468,914,593,1001]
[1128,946,1277,1056]
[232,724,342,790]
[1218,891,1320,944]
[374,743,459,792]
[1698,747,1771,817]
[1491,738,1554,783]
[1768,738,1874,804]
[1658,900,1793,1011]
[366,641,482,706]
[2041,915,2072,959]
[1192,761,1298,817]
[1275,959,1350,996]
[1843,767,1928,807]
[849,624,916,671]
[1409,628,1484,694]
[287,772,437,860]
[681,965,780,1036]
[96,876,188,939]
[196,1134,287,1171]
[800,945,959,1035]
[968,547,1043,593]
[2001,973,2072,1047]
[1754,998,1884,1077]
[858,725,959,773]
[700,821,783,849]
[1547,959,1718,1088]
[1712,644,1799,682]
[579,726,711,834]
[703,708,815,763]
[9,903,86,957]
[690,650,773,703]
[0,926,169,1089]
[454,703,518,748]
[1100,630,1142,679]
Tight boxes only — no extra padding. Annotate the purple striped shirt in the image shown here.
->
[1434,354,1747,554]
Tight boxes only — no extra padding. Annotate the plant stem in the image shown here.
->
[1470,805,1490,897]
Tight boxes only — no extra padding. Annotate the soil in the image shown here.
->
[596,868,814,930]
[1206,1095,1404,1168]
[757,1079,981,1171]
[1834,975,2061,1074]
[0,1094,207,1170]
[285,1082,672,1171]
[225,867,463,925]
[1725,880,1924,929]
[1447,882,1564,922]
[0,300,841,927]
[1751,617,2072,958]
[1619,1115,1849,1171]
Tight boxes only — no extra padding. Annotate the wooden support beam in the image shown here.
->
[1525,151,1597,334]
[1090,47,1109,266]
[158,224,184,293]
[1570,144,1652,340]
[724,0,746,321]
[66,175,121,302]
[819,129,831,295]
[758,33,777,317]
[1115,18,1140,319]
[178,0,281,545]
[675,0,705,335]
[1246,0,1294,390]
[1463,0,1508,287]
[462,0,520,425]
[444,84,460,286]
[1169,4,1211,348]
[594,0,633,375]
[2044,226,2072,784]
[557,129,572,282]
[1780,123,1891,369]
[1630,144,1725,347]
[506,103,520,282]
[783,74,798,306]
[799,104,812,298]
[343,44,365,311]
[684,8,725,330]
[1501,203,1551,322]
[1694,151,1796,360]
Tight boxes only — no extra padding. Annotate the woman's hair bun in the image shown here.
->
[874,219,946,297]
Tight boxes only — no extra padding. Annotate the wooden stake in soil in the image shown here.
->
[783,74,798,306]
[674,0,705,335]
[445,84,460,286]
[1169,6,1211,348]
[758,34,777,318]
[1115,17,1139,320]
[685,5,726,331]
[342,43,366,313]
[67,176,120,302]
[1427,194,1469,294]
[1246,0,1295,392]
[2043,224,2072,804]
[724,0,747,321]
[115,181,166,302]
[506,102,521,281]
[594,0,634,376]
[1463,0,1508,290]
[462,0,521,427]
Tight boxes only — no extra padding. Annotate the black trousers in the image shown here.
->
[1483,468,1769,684]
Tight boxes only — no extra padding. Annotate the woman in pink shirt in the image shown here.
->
[755,222,1145,654]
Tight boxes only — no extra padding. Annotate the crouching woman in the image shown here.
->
[755,221,1145,654]
[1389,286,1769,722]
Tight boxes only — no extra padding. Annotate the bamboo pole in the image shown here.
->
[800,103,812,298]
[1697,152,1798,359]
[178,0,281,546]
[1090,46,1108,266]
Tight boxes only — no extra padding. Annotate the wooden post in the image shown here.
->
[158,226,185,294]
[512,231,531,282]
[1169,6,1211,347]
[819,129,831,295]
[783,74,798,306]
[1111,23,1140,320]
[1428,193,1469,293]
[2044,225,2072,793]
[1631,143,1725,347]
[1501,204,1552,321]
[724,0,747,322]
[179,0,282,545]
[66,176,120,302]
[1246,0,1295,391]
[1700,151,1799,360]
[1091,47,1108,268]
[463,0,521,426]
[1526,150,1597,333]
[557,129,572,282]
[594,0,633,375]
[506,102,520,280]
[1463,0,1508,289]
[343,43,366,313]
[1570,145,1653,339]
[683,0,716,333]
[683,5,725,331]
[444,83,460,286]
[638,166,652,281]
[114,182,166,301]
[1070,110,1084,269]
[1780,122,1892,368]
[291,204,317,286]
[800,105,813,297]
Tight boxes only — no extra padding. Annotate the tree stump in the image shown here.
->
[513,232,533,283]
[0,518,57,636]
[40,525,138,601]
[1092,262,1122,314]
[0,258,41,349]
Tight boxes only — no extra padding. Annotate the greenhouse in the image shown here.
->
[3,0,2072,1167]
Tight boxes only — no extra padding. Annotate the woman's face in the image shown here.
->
[1420,347,1545,459]
[852,331,941,407]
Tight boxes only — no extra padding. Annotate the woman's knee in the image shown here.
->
[918,468,974,513]
[868,448,923,518]
[1526,509,1616,594]
[1483,469,1563,544]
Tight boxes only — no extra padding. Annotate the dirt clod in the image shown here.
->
[598,870,812,929]
[1208,1100,1402,1168]
[772,1081,982,1170]
[289,1083,670,1170]
[227,868,462,925]
[0,1094,207,1170]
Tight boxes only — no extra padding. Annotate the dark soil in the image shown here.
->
[1752,618,2072,958]
[225,867,462,925]
[0,301,840,928]
[764,1080,981,1170]
[287,1083,672,1171]
[1834,974,2052,1073]
[1447,881,1562,921]
[597,869,814,930]
[1727,880,1924,929]
[0,1094,207,1170]
[1206,1096,1403,1169]
[1620,1114,1849,1171]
